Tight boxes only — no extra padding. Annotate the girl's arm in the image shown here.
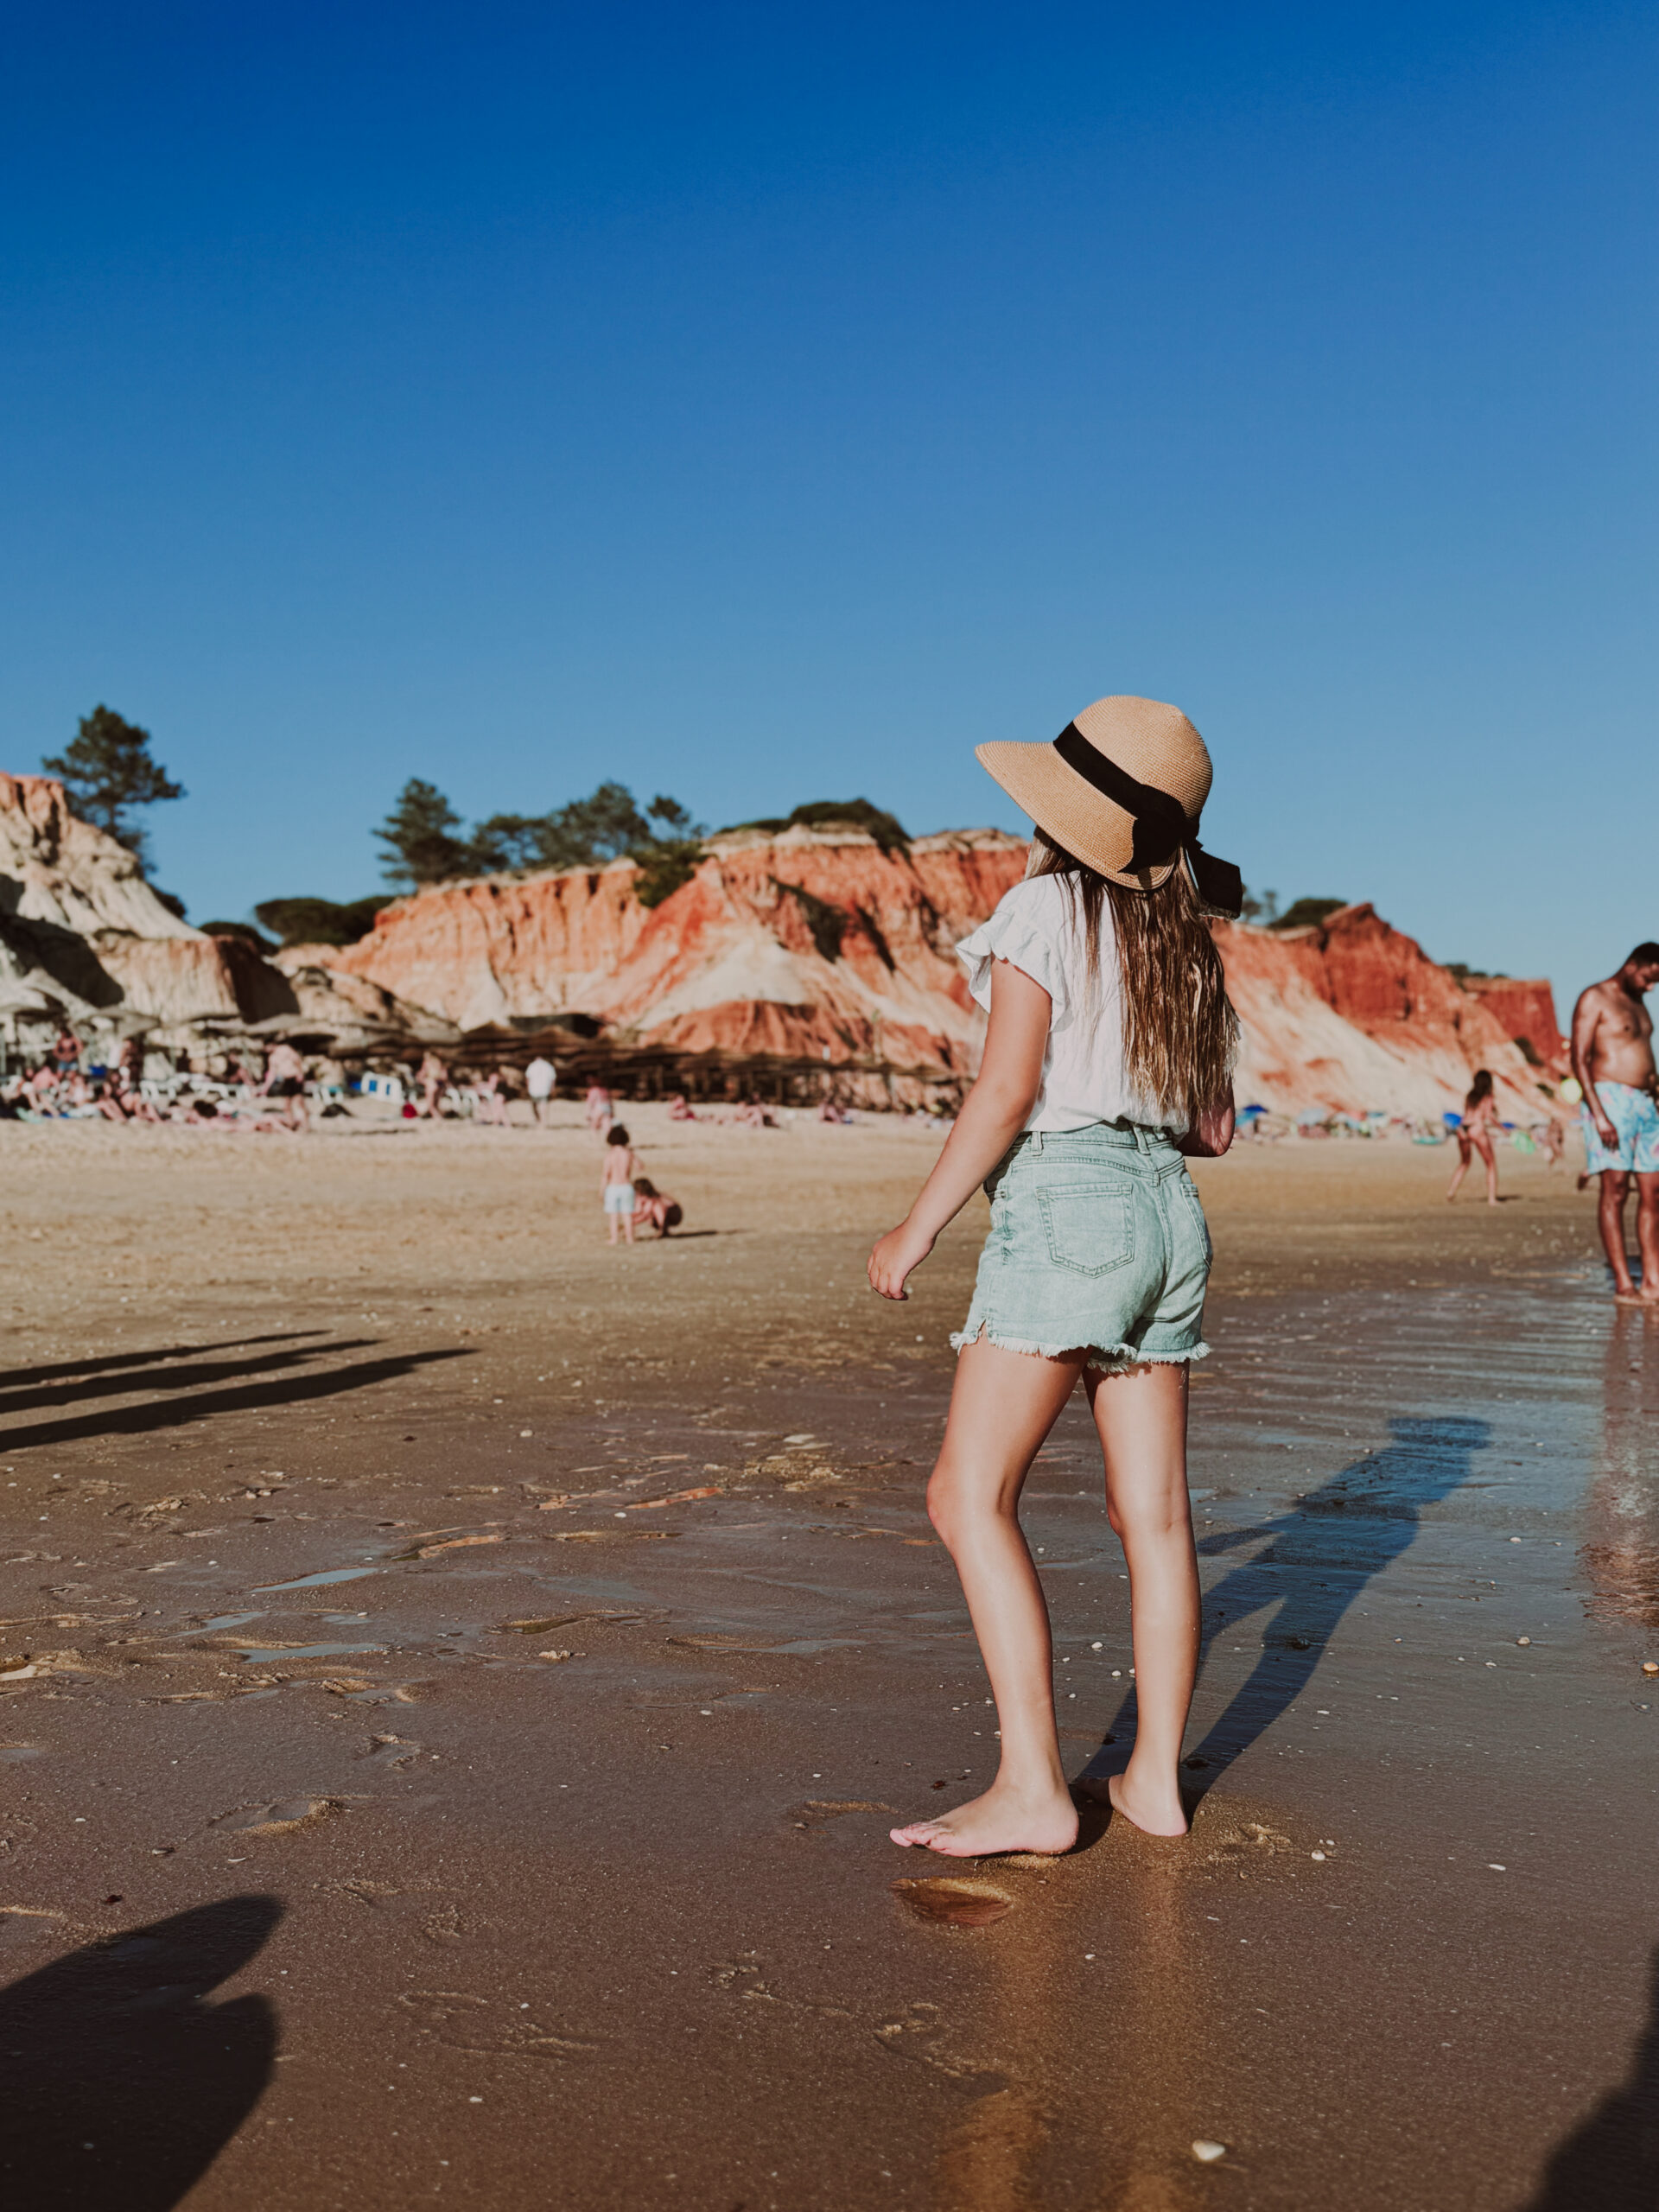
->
[868,961,1050,1300]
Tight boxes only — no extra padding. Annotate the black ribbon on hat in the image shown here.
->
[1052,721,1244,918]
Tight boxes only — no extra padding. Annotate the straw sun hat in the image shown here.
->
[976,694,1243,918]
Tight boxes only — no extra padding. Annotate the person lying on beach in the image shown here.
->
[57,1071,104,1118]
[732,1098,774,1128]
[817,1098,853,1123]
[601,1123,640,1245]
[867,693,1241,1858]
[22,1065,61,1116]
[667,1093,700,1122]
[630,1175,682,1236]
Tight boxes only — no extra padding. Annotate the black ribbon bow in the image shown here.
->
[1052,722,1244,918]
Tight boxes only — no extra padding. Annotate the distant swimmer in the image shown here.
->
[1570,942,1659,1304]
[1445,1069,1501,1205]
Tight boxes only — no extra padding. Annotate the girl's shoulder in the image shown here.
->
[956,874,1086,1017]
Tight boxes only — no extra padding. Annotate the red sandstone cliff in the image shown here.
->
[331,836,1560,1117]
[1459,974,1565,1068]
[331,827,1028,1075]
[1217,904,1560,1117]
[0,772,1565,1115]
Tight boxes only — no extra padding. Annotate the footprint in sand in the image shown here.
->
[358,1734,422,1770]
[397,1989,600,2059]
[892,1877,1015,1929]
[208,1797,338,1839]
[786,1799,895,1835]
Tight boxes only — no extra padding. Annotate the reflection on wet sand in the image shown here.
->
[1580,1309,1659,1630]
[923,1826,1209,2210]
[1084,1415,1490,1789]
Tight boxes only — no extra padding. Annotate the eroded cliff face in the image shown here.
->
[0,772,1565,1114]
[1459,975,1565,1068]
[0,774,263,1027]
[332,827,1027,1070]
[333,835,1560,1115]
[1219,903,1560,1116]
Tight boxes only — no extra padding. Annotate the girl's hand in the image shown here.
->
[868,1219,935,1300]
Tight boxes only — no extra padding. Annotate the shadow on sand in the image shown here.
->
[0,1333,327,1394]
[1520,1943,1659,2209]
[0,1895,281,2210]
[0,1334,472,1452]
[1082,1414,1490,1792]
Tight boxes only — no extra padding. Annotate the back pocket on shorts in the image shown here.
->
[1036,1185,1135,1276]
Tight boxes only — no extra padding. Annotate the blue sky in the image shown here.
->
[2,3,1652,1006]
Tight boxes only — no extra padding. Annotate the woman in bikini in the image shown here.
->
[1446,1068,1501,1205]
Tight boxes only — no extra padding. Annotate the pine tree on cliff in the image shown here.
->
[41,705,185,868]
[375,779,473,887]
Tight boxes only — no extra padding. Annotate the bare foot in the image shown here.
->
[890,1782,1078,1858]
[1107,1770,1189,1839]
[1614,1290,1649,1306]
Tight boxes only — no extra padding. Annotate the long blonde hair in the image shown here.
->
[1030,830,1238,1122]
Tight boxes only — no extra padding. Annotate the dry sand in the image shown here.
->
[1,1106,1655,2210]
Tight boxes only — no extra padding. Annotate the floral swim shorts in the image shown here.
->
[951,1121,1211,1370]
[1581,1082,1659,1176]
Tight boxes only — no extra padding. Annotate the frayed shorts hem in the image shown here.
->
[948,1321,1208,1370]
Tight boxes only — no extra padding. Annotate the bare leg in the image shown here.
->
[1086,1361,1198,1835]
[891,1338,1084,1856]
[621,1210,634,1246]
[1637,1175,1659,1302]
[1446,1138,1471,1200]
[1599,1172,1637,1297]
[1478,1137,1499,1205]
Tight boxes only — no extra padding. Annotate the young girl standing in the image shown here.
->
[601,1123,641,1246]
[868,696,1242,1855]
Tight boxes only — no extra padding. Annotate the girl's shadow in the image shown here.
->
[1079,1414,1490,1797]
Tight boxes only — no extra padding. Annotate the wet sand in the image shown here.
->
[2,1109,1655,2210]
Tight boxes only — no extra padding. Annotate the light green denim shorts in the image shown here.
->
[950,1122,1212,1370]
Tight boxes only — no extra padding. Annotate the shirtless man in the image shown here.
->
[1571,942,1659,1304]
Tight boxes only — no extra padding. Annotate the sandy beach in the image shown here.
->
[2,1109,1654,2210]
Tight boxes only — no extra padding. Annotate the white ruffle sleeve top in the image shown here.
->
[956,874,1184,1135]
